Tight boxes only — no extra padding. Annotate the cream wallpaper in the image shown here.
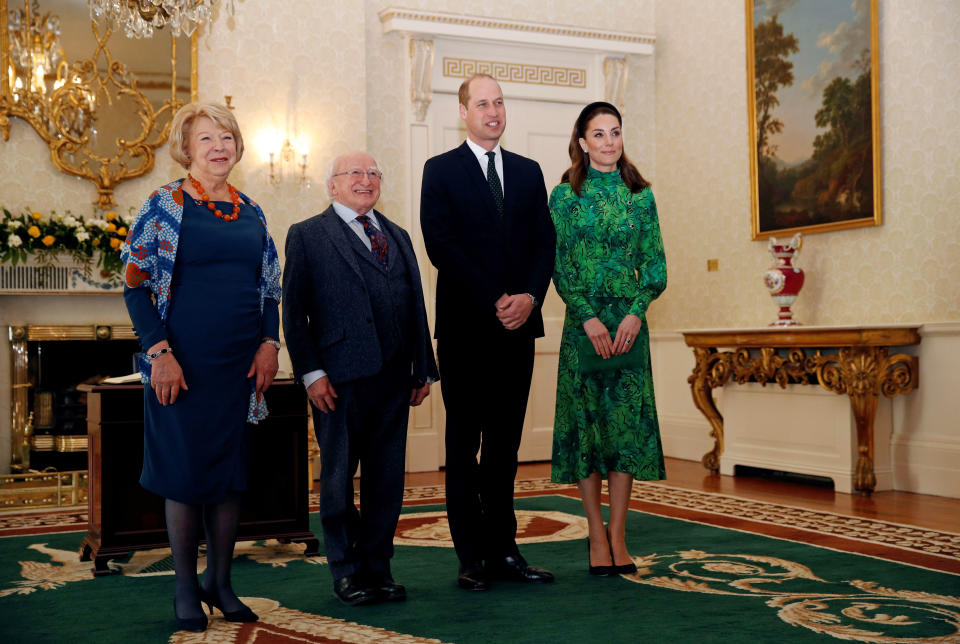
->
[652,0,960,330]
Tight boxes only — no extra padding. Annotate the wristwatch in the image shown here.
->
[262,338,281,350]
[527,293,539,307]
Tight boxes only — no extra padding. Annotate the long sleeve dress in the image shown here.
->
[123,191,279,504]
[549,166,667,484]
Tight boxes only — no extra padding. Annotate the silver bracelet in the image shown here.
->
[262,338,281,350]
[147,347,173,361]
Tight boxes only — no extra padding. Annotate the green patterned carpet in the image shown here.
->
[1,493,958,643]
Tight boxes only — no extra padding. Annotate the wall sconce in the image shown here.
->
[256,129,309,188]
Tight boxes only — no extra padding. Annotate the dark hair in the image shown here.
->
[561,101,649,197]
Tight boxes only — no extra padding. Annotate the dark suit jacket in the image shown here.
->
[420,142,556,339]
[282,205,439,387]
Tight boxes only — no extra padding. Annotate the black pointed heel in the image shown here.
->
[199,587,259,622]
[587,538,615,576]
[606,528,638,574]
[173,598,208,632]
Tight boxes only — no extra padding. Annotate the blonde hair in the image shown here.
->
[168,102,244,169]
[458,73,498,107]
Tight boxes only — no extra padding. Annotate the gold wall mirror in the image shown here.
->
[0,0,197,207]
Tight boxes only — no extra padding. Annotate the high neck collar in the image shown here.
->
[587,165,621,182]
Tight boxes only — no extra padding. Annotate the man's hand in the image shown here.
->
[410,382,431,407]
[247,342,280,397]
[496,293,534,330]
[307,376,338,414]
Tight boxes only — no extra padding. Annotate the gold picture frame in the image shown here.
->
[746,0,881,240]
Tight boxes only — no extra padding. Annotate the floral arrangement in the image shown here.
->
[1,207,132,278]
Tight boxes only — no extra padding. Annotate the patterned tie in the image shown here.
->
[485,150,504,215]
[356,214,389,270]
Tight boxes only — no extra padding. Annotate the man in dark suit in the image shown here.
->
[420,74,557,590]
[283,150,439,606]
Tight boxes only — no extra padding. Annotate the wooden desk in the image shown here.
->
[681,326,920,495]
[79,380,319,576]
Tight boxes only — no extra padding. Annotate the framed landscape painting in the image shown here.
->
[746,0,881,240]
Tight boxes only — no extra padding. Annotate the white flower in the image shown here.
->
[75,228,90,242]
[7,234,22,247]
[6,220,21,231]
[90,218,109,230]
[62,215,79,228]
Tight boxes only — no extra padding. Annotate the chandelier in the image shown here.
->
[6,0,95,140]
[87,1,233,39]
[7,0,65,99]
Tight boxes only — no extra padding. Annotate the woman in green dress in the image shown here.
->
[550,102,667,576]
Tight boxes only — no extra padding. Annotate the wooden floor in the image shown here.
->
[404,457,960,534]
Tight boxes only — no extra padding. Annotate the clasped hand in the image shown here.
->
[496,293,534,330]
[583,314,643,359]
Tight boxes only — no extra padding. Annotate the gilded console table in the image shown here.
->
[681,326,920,495]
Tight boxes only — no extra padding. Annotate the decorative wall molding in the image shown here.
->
[441,57,586,88]
[410,38,435,122]
[603,56,628,110]
[379,7,655,55]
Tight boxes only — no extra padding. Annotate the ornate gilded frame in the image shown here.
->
[0,0,198,208]
[746,0,881,239]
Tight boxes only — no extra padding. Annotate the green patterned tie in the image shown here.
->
[485,151,503,215]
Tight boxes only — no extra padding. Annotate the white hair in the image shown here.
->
[324,151,382,201]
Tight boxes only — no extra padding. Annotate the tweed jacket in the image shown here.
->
[121,178,282,422]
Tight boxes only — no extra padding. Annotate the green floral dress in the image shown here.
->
[549,167,667,483]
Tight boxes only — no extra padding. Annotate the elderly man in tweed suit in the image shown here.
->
[282,151,438,606]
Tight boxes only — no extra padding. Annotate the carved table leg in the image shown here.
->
[688,348,728,473]
[849,392,879,495]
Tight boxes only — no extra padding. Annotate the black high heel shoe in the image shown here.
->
[200,587,259,623]
[173,598,208,632]
[606,528,638,575]
[586,538,615,576]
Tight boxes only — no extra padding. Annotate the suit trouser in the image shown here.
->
[439,333,535,566]
[312,361,409,580]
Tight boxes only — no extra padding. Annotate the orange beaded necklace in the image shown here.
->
[188,174,241,222]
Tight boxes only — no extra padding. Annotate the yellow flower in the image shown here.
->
[31,212,43,220]
[106,222,117,233]
[41,235,56,247]
[27,225,41,238]
[105,212,117,221]
[117,227,127,236]
[92,238,100,246]
[109,237,121,250]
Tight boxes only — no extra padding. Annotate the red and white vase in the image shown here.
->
[763,233,804,326]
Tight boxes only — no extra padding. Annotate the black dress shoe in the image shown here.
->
[369,572,406,602]
[199,587,258,622]
[333,574,378,606]
[486,554,554,583]
[612,561,638,575]
[457,563,490,591]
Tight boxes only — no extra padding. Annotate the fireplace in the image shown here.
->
[8,324,140,474]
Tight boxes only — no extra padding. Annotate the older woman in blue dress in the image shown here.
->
[122,102,281,632]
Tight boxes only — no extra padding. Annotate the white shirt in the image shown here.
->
[465,137,504,193]
[301,201,384,389]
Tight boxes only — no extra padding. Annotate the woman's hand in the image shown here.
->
[147,342,188,405]
[583,317,613,359]
[612,314,643,355]
[248,341,280,396]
